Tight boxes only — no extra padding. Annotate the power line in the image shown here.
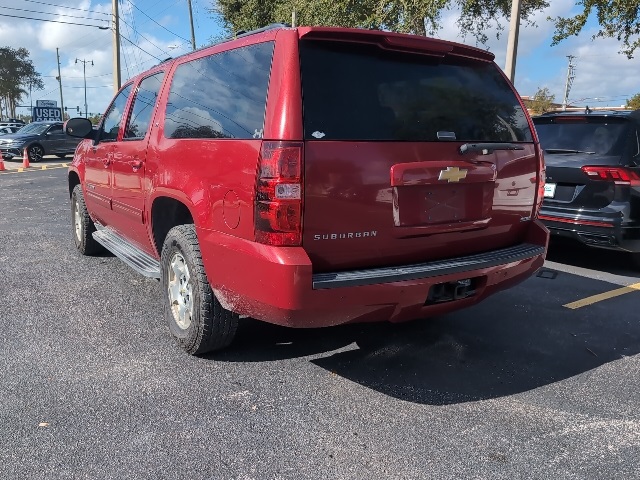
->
[0,13,109,29]
[119,16,172,58]
[23,0,111,16]
[0,5,105,22]
[120,34,164,62]
[125,0,191,44]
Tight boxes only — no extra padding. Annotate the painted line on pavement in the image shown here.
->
[0,163,68,175]
[563,282,640,309]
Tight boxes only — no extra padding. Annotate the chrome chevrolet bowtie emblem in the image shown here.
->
[438,167,468,183]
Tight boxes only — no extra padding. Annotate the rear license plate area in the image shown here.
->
[425,278,478,305]
[394,184,493,227]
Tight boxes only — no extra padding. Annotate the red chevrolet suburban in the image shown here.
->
[66,25,549,354]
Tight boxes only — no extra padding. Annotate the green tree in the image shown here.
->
[211,0,549,40]
[88,113,103,125]
[627,93,640,110]
[212,1,640,58]
[551,1,640,58]
[0,47,43,118]
[528,87,556,115]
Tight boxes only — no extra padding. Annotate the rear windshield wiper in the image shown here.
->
[459,143,524,155]
[544,148,595,154]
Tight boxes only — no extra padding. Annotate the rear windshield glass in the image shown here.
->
[299,40,532,142]
[534,117,631,156]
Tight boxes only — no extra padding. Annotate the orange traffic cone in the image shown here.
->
[22,147,30,168]
[0,158,5,171]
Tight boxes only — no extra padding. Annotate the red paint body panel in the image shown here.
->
[69,25,548,330]
[302,142,538,271]
[199,219,548,327]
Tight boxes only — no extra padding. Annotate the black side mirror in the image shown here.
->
[64,118,95,139]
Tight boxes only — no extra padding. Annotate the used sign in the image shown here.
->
[32,107,62,122]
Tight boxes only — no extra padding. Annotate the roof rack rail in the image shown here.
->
[148,23,290,69]
[235,23,291,39]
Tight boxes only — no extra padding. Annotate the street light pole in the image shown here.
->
[75,58,93,118]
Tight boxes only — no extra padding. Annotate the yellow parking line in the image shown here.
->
[0,164,68,175]
[564,282,640,309]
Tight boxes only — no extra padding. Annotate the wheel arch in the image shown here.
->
[151,194,195,256]
[68,170,81,198]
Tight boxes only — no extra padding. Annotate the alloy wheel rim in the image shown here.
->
[74,199,82,242]
[30,146,43,162]
[168,252,194,330]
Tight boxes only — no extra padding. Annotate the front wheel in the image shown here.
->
[71,184,103,255]
[161,224,239,354]
[27,144,44,163]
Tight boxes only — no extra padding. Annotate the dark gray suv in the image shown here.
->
[0,121,82,162]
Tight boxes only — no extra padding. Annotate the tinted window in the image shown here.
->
[125,72,164,140]
[101,84,133,141]
[534,117,631,156]
[48,124,63,134]
[300,41,532,142]
[164,42,274,140]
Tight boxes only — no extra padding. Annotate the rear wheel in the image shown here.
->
[71,184,103,255]
[161,224,238,354]
[27,144,44,163]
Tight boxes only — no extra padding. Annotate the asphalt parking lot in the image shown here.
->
[1,167,639,479]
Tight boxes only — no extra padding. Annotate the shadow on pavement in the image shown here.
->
[547,237,640,278]
[213,272,640,405]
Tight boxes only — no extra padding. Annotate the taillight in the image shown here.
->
[581,166,640,186]
[533,143,546,218]
[255,141,303,246]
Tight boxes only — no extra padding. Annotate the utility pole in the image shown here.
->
[562,55,576,111]
[56,48,65,119]
[75,58,93,118]
[292,9,297,28]
[187,0,196,50]
[504,0,522,83]
[112,0,121,93]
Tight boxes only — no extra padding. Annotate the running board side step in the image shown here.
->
[93,225,161,278]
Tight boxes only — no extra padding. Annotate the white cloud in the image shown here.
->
[432,0,639,107]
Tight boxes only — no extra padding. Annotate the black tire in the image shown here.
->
[27,144,44,163]
[161,224,238,354]
[71,184,103,255]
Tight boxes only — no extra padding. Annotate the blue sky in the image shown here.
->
[0,0,638,117]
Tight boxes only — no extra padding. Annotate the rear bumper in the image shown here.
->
[199,220,549,328]
[539,211,640,252]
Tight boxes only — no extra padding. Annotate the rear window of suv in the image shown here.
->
[299,40,532,142]
[534,117,632,156]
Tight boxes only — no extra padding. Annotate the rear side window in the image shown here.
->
[125,72,164,140]
[164,42,274,140]
[534,117,632,156]
[300,41,532,142]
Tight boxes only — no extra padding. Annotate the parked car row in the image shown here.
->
[0,121,82,162]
